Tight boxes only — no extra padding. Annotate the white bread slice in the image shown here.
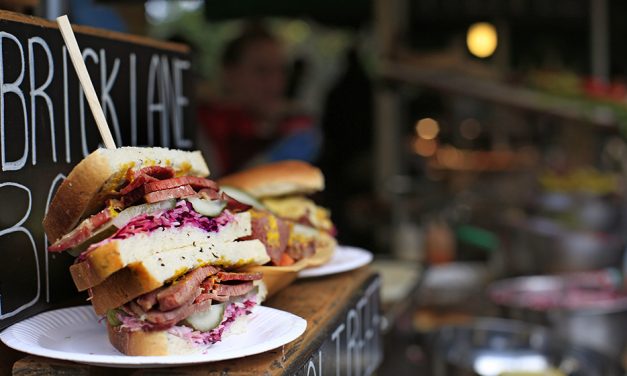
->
[90,239,268,315]
[107,312,252,356]
[44,147,209,243]
[70,212,252,291]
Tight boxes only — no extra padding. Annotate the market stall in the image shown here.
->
[0,10,384,375]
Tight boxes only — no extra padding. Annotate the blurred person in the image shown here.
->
[198,22,320,176]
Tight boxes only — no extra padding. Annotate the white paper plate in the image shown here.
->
[0,305,306,368]
[298,245,373,278]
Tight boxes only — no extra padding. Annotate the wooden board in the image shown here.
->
[8,267,382,375]
[0,10,194,330]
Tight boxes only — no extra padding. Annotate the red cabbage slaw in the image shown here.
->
[78,200,234,261]
[116,298,257,346]
[112,200,234,240]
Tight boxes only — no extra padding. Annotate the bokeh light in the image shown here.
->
[466,22,498,58]
[414,138,438,157]
[415,118,440,140]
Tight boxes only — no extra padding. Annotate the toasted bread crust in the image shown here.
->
[107,323,171,356]
[91,263,162,315]
[43,151,112,243]
[43,147,209,242]
[70,241,124,291]
[218,160,324,198]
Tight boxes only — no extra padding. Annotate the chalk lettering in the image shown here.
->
[346,308,360,376]
[146,54,161,146]
[28,36,56,165]
[0,31,28,171]
[0,183,39,319]
[319,349,323,376]
[129,53,137,146]
[173,58,191,148]
[159,56,171,147]
[99,49,122,147]
[297,277,382,376]
[356,295,368,374]
[331,323,345,376]
[306,359,317,376]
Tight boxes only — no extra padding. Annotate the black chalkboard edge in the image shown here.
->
[0,9,190,53]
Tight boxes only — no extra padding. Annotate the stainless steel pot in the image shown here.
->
[431,318,624,376]
[488,274,627,360]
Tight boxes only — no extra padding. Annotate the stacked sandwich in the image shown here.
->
[219,161,336,269]
[44,147,270,356]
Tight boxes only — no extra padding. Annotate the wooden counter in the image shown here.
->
[4,267,382,375]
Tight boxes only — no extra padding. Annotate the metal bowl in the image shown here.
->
[488,274,627,359]
[431,318,624,376]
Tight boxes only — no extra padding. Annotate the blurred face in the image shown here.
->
[223,39,286,118]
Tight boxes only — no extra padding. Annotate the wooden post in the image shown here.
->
[373,0,405,197]
[590,0,609,83]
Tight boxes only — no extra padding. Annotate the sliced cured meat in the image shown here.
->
[139,166,175,180]
[135,285,166,311]
[194,293,212,304]
[120,166,176,202]
[145,297,210,326]
[199,188,221,200]
[144,177,218,193]
[217,271,263,282]
[129,301,148,318]
[200,277,216,292]
[160,286,201,312]
[49,208,112,252]
[144,184,195,203]
[122,186,146,206]
[157,265,220,311]
[221,192,252,213]
[215,281,254,297]
[286,239,316,261]
[119,173,157,195]
[242,210,289,265]
[196,292,230,303]
[198,190,251,213]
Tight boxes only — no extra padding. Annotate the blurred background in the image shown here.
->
[9,0,627,374]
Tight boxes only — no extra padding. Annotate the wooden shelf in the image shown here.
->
[380,60,622,129]
[6,267,382,376]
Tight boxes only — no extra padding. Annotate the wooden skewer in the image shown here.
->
[56,15,116,149]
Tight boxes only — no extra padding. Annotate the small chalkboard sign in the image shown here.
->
[294,276,382,376]
[0,11,194,329]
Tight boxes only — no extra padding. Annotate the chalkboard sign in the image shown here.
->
[294,276,382,376]
[0,11,194,329]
